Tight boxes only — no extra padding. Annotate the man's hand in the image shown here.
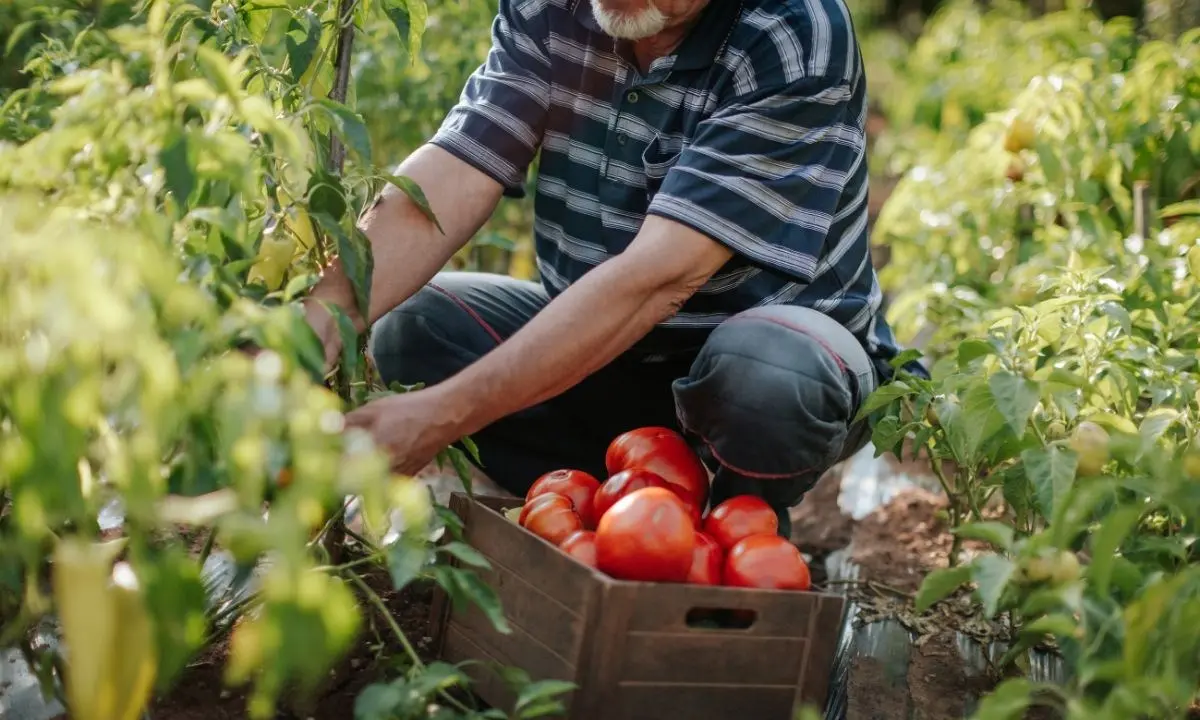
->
[343,386,468,475]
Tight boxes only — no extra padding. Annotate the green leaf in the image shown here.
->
[314,98,373,164]
[914,564,972,612]
[461,435,482,466]
[313,215,372,322]
[387,535,432,591]
[1137,408,1178,456]
[307,170,348,221]
[285,10,321,83]
[853,381,913,421]
[438,541,490,569]
[445,445,475,497]
[381,173,444,233]
[1019,613,1078,639]
[326,302,359,379]
[194,45,244,99]
[160,134,194,210]
[957,339,996,366]
[514,679,577,719]
[1087,506,1142,596]
[383,0,428,61]
[1161,199,1200,218]
[354,682,405,720]
[971,554,1016,617]
[432,565,511,635]
[952,521,1015,550]
[989,371,1040,437]
[282,272,320,301]
[1022,446,1077,521]
[972,678,1033,719]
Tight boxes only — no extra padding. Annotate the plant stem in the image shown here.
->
[346,569,475,715]
[327,0,358,173]
[198,529,216,566]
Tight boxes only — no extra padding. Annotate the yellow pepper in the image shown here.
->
[52,538,157,720]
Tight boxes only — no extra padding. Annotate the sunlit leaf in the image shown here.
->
[914,564,972,612]
[381,173,444,232]
[1022,445,1077,521]
[971,554,1016,617]
[285,10,321,83]
[989,370,1039,437]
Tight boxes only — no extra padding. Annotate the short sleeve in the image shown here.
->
[429,0,551,198]
[645,74,865,284]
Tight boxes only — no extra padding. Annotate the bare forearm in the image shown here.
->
[434,217,734,436]
[438,255,685,434]
[306,144,503,351]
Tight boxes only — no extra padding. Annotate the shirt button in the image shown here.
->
[626,90,640,103]
[616,133,627,145]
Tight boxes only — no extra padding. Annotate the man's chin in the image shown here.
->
[590,0,668,40]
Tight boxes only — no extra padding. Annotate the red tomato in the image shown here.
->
[592,468,672,524]
[559,530,598,568]
[519,494,583,546]
[606,427,710,511]
[723,534,811,590]
[526,469,602,529]
[702,495,779,549]
[595,487,695,583]
[686,531,723,585]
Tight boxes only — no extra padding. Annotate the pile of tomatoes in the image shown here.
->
[510,427,812,591]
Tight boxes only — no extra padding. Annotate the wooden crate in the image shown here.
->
[428,492,846,720]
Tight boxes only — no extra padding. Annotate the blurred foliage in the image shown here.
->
[0,0,568,718]
[353,0,536,279]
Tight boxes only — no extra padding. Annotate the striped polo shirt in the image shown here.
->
[429,0,909,379]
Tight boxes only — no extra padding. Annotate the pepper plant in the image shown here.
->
[0,1,571,719]
[858,14,1200,720]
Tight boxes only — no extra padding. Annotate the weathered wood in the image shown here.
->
[430,493,847,719]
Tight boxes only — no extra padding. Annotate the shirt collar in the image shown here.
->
[570,0,744,71]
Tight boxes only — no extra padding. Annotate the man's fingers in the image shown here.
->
[343,406,375,429]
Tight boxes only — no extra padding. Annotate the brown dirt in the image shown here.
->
[849,486,955,594]
[847,655,910,720]
[790,465,855,556]
[144,569,436,720]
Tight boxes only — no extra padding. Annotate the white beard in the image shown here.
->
[590,0,669,39]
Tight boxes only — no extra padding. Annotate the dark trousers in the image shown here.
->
[368,272,878,537]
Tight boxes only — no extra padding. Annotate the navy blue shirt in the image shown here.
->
[431,0,909,378]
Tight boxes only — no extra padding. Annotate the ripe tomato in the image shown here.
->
[519,494,582,545]
[703,495,779,549]
[723,535,811,590]
[595,487,695,583]
[559,530,598,569]
[592,468,671,524]
[526,469,602,529]
[606,427,709,511]
[687,531,723,585]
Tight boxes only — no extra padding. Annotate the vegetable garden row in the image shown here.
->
[0,0,1197,719]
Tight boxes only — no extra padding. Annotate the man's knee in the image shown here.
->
[368,285,493,387]
[673,306,874,480]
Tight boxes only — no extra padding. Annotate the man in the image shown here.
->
[304,0,912,537]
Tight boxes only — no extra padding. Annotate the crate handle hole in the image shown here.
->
[684,607,758,630]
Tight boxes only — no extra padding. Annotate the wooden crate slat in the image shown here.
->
[459,495,594,610]
[618,633,806,685]
[612,683,798,720]
[623,582,828,637]
[468,559,586,661]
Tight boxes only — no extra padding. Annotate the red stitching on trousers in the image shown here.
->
[680,311,857,481]
[691,428,817,480]
[428,282,504,345]
[724,312,850,372]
